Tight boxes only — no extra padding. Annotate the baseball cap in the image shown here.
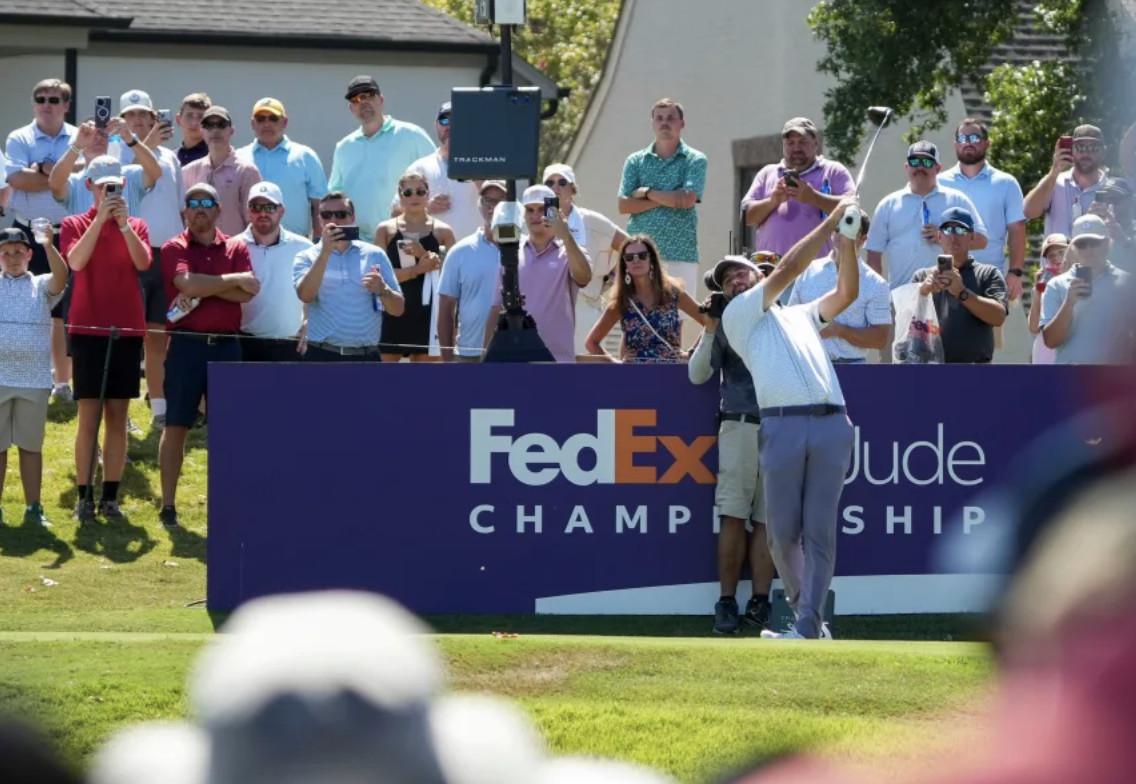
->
[251,97,285,118]
[345,75,380,100]
[201,106,232,124]
[542,163,576,185]
[781,117,818,138]
[247,181,283,206]
[479,180,507,196]
[0,227,32,248]
[86,155,124,186]
[938,206,975,230]
[907,140,940,162]
[1073,124,1104,142]
[119,89,155,115]
[1071,214,1108,243]
[1041,233,1070,257]
[436,100,451,118]
[708,255,761,291]
[521,184,555,206]
[184,182,221,202]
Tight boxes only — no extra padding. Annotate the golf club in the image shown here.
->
[854,105,895,193]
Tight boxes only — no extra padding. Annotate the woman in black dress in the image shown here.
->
[374,171,455,361]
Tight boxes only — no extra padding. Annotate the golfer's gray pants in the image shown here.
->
[758,413,854,638]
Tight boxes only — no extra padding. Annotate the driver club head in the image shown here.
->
[867,106,895,128]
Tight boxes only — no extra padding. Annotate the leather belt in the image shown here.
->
[758,404,845,418]
[309,341,380,356]
[719,412,761,425]
[172,332,238,346]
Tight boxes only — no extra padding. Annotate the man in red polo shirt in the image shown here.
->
[59,157,151,522]
[157,183,258,529]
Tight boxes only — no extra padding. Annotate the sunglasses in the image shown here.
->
[186,197,218,209]
[253,114,281,123]
[34,95,64,105]
[400,188,428,198]
[1073,142,1102,153]
[249,202,279,213]
[1074,237,1105,248]
[940,225,972,235]
[955,133,985,144]
[622,251,651,262]
[348,92,377,105]
[545,178,571,188]
[320,209,352,220]
[202,121,230,130]
[437,115,451,126]
[907,157,937,169]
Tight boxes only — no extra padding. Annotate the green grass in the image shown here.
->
[0,397,996,783]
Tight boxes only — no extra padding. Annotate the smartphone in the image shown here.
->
[936,255,952,273]
[1074,265,1093,297]
[1058,135,1073,151]
[784,170,799,188]
[94,96,113,129]
[156,109,172,126]
[104,182,121,196]
[543,196,559,221]
[339,225,360,242]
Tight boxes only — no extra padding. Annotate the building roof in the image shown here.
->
[0,0,132,28]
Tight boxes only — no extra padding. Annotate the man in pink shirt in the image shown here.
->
[485,184,591,362]
[182,106,260,236]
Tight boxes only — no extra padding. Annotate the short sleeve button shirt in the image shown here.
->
[292,240,402,348]
[742,157,855,257]
[161,230,253,334]
[5,121,77,223]
[0,271,65,388]
[788,255,892,361]
[938,163,1026,273]
[618,140,707,262]
[182,151,262,237]
[1043,170,1108,238]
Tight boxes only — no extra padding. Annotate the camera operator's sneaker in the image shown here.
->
[159,506,180,530]
[73,498,96,522]
[742,596,771,630]
[820,622,833,640]
[97,499,124,520]
[713,597,741,634]
[23,503,51,527]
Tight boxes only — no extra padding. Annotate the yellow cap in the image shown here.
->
[252,97,286,118]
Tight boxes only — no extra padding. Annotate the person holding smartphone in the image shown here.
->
[1028,233,1071,364]
[912,207,1008,364]
[1040,214,1133,364]
[293,191,403,362]
[1024,125,1109,238]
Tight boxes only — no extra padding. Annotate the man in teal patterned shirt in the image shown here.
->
[618,98,707,343]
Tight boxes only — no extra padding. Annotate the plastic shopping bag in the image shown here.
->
[891,283,944,364]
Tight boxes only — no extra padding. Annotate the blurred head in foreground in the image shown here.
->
[88,721,208,784]
[0,720,80,784]
[428,693,547,784]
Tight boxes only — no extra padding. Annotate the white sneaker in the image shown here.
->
[51,384,73,402]
[820,622,833,640]
[760,628,806,639]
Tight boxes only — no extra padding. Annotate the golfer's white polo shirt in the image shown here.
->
[721,282,845,408]
[239,227,312,338]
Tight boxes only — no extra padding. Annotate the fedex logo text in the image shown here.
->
[470,409,715,486]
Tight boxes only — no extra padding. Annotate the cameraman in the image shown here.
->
[688,257,774,634]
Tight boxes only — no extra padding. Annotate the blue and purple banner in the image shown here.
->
[207,365,1091,614]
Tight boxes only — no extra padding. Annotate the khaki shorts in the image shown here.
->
[715,418,765,522]
[0,386,51,451]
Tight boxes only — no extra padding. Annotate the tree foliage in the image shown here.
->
[422,0,621,166]
[806,0,1018,163]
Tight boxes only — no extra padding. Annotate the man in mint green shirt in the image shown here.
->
[618,97,707,299]
[328,75,435,239]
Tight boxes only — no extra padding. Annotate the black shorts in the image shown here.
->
[18,221,70,319]
[164,333,241,427]
[139,247,168,325]
[70,334,144,400]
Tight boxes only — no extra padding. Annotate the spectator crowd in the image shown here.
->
[0,74,1133,531]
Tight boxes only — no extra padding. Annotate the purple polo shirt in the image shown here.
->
[741,157,854,256]
[494,237,578,362]
[1043,170,1107,238]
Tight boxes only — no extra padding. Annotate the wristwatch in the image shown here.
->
[958,289,971,302]
[126,134,139,148]
[1006,268,1024,278]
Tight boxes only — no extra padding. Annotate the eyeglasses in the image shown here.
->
[34,95,64,105]
[201,121,230,130]
[437,115,451,126]
[249,202,279,213]
[320,209,352,220]
[907,157,937,169]
[545,178,571,188]
[186,198,218,209]
[348,92,377,105]
[400,188,428,198]
[1073,142,1103,154]
[253,115,281,123]
[955,133,985,144]
[940,225,972,235]
[622,251,651,262]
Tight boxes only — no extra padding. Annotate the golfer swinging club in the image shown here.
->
[720,197,861,639]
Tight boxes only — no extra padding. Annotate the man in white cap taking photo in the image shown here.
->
[1040,213,1133,364]
[541,162,628,355]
